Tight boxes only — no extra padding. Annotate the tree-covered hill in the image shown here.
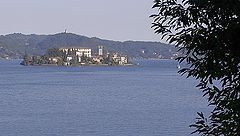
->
[0,33,179,59]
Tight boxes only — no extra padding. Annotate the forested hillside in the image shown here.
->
[0,33,179,59]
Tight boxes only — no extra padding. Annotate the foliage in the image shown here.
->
[0,33,177,59]
[80,55,92,64]
[22,51,30,65]
[40,55,49,64]
[151,0,240,135]
[70,55,80,66]
[32,56,41,65]
[46,48,64,58]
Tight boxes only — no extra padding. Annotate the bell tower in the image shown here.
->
[98,46,103,56]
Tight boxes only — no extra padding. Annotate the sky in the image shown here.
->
[0,0,162,42]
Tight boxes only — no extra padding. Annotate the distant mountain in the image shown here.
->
[0,33,180,59]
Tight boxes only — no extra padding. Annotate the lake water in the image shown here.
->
[0,59,209,136]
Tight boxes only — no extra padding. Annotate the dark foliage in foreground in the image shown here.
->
[151,0,240,135]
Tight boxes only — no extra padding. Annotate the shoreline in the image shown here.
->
[20,63,136,67]
[1,58,175,61]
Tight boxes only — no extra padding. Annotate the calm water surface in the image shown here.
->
[0,59,208,136]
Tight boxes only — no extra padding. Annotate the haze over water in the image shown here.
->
[0,59,209,136]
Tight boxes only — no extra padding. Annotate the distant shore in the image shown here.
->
[25,63,136,67]
[0,57,176,61]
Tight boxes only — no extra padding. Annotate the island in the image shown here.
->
[21,46,132,66]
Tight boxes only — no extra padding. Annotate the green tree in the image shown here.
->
[70,55,79,66]
[22,51,30,65]
[46,48,64,58]
[40,55,49,64]
[32,56,41,65]
[151,0,240,135]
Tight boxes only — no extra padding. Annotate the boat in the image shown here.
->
[177,64,181,69]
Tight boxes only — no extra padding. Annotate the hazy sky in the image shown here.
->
[0,0,161,42]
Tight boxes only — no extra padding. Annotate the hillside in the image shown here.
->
[0,33,179,59]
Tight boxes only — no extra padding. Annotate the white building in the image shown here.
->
[66,56,73,61]
[112,53,128,65]
[60,47,92,58]
[120,56,128,65]
[98,46,103,56]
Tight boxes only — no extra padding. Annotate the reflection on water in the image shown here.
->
[0,59,209,136]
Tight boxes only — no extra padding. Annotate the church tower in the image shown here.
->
[98,46,103,56]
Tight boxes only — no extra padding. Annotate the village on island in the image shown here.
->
[21,46,132,66]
